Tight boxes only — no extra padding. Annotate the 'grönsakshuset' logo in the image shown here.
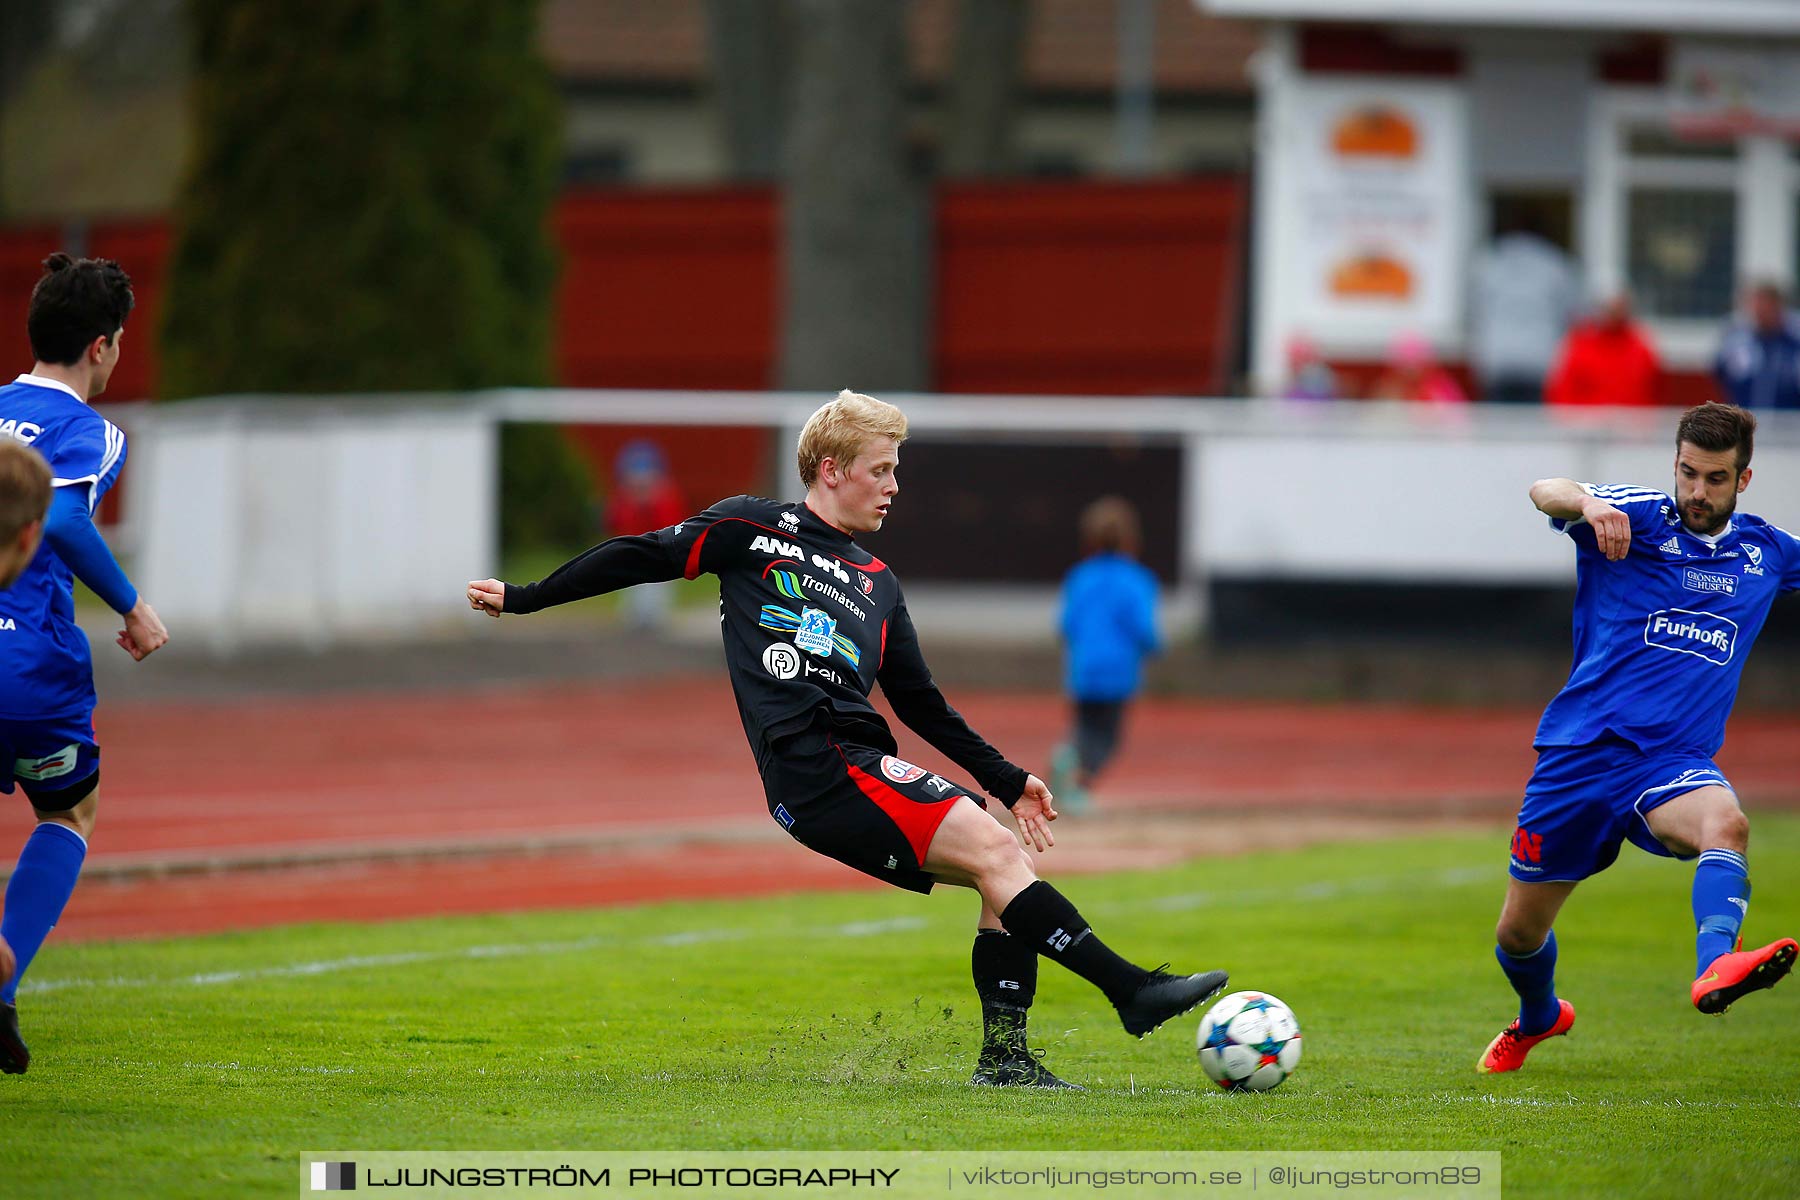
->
[1682,568,1737,596]
[1644,608,1738,666]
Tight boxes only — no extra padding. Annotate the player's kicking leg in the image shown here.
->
[1480,877,1578,1074]
[1646,786,1798,1014]
[927,799,1228,1048]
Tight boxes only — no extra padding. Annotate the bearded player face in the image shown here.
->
[1674,442,1749,536]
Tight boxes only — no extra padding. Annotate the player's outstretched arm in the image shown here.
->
[468,578,506,617]
[41,485,167,658]
[1530,478,1631,561]
[1010,774,1059,853]
[117,597,168,661]
[469,533,687,618]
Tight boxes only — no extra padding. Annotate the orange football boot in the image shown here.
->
[1693,937,1798,1014]
[1477,1000,1575,1074]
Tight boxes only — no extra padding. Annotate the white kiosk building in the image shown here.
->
[1204,1,1800,398]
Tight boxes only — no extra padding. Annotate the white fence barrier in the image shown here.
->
[101,391,1800,648]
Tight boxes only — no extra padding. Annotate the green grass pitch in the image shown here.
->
[3,821,1797,1198]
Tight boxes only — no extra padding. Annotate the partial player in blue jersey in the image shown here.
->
[0,441,52,590]
[0,253,169,1075]
[0,441,53,996]
[1479,403,1799,1075]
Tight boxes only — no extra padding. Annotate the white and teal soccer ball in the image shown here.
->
[1196,990,1302,1092]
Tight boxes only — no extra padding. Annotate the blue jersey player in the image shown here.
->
[0,253,169,1075]
[0,441,52,999]
[1480,403,1798,1074]
[0,441,52,591]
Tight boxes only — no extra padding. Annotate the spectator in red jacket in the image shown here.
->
[608,439,686,630]
[1547,295,1662,407]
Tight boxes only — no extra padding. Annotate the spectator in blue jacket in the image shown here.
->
[1051,497,1161,812]
[1713,281,1800,411]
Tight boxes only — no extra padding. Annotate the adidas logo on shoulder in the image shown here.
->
[1658,537,1682,556]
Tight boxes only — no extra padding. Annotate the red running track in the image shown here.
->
[27,677,1800,940]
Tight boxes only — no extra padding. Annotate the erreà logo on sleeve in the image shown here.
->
[1644,608,1738,666]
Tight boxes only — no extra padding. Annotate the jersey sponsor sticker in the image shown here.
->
[1644,607,1738,666]
[14,743,80,781]
[0,418,45,445]
[1682,568,1738,596]
[761,642,801,679]
[794,606,837,657]
[750,534,804,558]
[757,604,863,666]
[1658,537,1683,556]
[880,756,927,784]
[810,553,849,585]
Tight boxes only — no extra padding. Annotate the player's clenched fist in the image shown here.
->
[467,578,506,617]
[1580,499,1632,561]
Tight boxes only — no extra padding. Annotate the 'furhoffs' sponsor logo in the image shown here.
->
[1644,608,1738,666]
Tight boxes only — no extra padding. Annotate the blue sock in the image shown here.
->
[1,822,88,1005]
[1495,931,1560,1036]
[1693,849,1750,977]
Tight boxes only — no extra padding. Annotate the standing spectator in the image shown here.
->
[1713,280,1800,412]
[1470,217,1580,404]
[607,439,686,631]
[1279,333,1339,402]
[1369,332,1467,403]
[1049,497,1161,813]
[1546,295,1661,408]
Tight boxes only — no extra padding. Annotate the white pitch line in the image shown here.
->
[20,918,932,997]
[1093,865,1490,916]
[17,869,1490,998]
[1430,1093,1800,1111]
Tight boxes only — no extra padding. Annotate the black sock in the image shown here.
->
[999,880,1148,1005]
[972,929,1037,1053]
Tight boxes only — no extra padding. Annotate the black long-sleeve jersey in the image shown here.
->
[504,495,1028,807]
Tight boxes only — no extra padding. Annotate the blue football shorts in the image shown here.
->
[1508,736,1734,883]
[0,711,101,805]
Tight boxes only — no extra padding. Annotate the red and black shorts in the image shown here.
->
[761,724,985,894]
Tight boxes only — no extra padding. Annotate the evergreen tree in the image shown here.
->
[162,1,590,549]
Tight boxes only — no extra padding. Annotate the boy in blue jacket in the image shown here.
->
[1053,497,1161,811]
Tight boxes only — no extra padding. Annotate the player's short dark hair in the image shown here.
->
[1677,403,1756,474]
[0,440,52,542]
[27,252,135,366]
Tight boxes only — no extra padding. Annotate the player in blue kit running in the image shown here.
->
[1480,403,1799,1074]
[0,254,169,1075]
